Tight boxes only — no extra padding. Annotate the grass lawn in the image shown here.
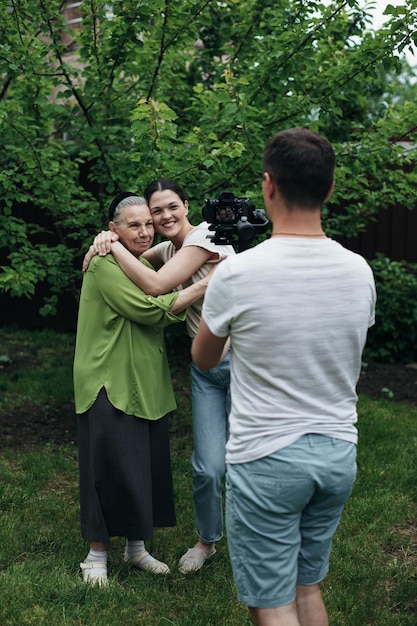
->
[0,327,416,625]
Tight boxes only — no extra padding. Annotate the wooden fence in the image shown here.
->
[335,203,417,264]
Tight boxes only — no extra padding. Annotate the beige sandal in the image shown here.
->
[80,561,108,587]
[123,550,170,575]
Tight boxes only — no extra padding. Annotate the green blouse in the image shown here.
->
[73,254,185,419]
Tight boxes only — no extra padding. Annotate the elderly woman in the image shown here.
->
[83,179,235,575]
[73,194,210,586]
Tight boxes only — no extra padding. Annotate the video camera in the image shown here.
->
[202,192,270,251]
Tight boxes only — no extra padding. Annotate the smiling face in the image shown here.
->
[109,204,154,257]
[148,189,190,246]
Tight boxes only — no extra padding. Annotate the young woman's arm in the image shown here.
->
[110,240,215,296]
[82,230,117,271]
[82,234,164,272]
[141,247,164,270]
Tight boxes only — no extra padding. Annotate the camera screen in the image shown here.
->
[216,206,236,222]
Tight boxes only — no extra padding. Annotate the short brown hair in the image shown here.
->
[263,128,335,210]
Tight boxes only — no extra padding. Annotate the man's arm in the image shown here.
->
[191,318,229,370]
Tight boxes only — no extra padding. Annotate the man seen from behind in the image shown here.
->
[191,127,376,626]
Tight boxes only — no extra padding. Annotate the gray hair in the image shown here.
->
[112,195,148,225]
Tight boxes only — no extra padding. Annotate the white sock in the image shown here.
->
[125,539,155,565]
[85,548,107,564]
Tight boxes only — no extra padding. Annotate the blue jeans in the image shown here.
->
[191,352,231,543]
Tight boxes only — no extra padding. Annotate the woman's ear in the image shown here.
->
[184,200,189,216]
[109,221,117,233]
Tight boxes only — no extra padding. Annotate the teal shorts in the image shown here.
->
[226,434,357,609]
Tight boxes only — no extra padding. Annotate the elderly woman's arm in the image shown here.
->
[169,266,215,314]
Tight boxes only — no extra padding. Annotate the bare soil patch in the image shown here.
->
[1,343,416,451]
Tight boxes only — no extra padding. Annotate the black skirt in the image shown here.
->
[78,387,176,543]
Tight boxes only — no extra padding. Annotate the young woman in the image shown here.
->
[85,179,235,573]
[74,194,212,586]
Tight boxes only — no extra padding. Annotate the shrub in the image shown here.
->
[364,255,417,363]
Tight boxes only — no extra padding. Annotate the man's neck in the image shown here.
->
[270,211,325,238]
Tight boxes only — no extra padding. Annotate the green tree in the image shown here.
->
[0,0,416,314]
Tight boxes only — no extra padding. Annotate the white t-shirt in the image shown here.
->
[152,221,235,337]
[201,237,376,464]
